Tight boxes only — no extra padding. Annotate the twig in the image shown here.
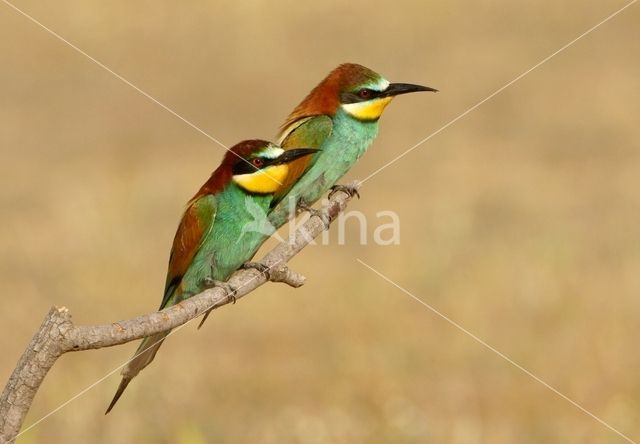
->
[0,187,355,444]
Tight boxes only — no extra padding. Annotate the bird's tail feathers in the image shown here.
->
[105,330,170,414]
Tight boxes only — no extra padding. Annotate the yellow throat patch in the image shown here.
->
[342,96,394,121]
[232,164,289,194]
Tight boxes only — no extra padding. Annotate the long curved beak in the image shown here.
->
[382,83,438,97]
[275,148,319,164]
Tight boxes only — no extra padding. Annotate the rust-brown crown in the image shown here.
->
[280,63,383,131]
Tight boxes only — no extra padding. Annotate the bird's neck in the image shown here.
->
[218,181,272,213]
[191,165,232,203]
[331,107,380,155]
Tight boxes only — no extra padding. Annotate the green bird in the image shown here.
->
[106,140,317,413]
[269,63,437,226]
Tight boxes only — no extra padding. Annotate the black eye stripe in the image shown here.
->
[232,155,282,175]
[232,160,261,175]
[340,88,382,104]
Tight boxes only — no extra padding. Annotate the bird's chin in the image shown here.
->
[341,97,394,121]
[232,165,288,194]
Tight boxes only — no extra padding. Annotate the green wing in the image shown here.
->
[280,115,333,149]
[273,115,333,205]
[160,194,217,309]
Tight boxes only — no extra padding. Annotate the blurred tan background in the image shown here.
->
[1,1,639,443]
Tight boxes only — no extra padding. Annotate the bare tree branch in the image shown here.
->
[0,186,357,444]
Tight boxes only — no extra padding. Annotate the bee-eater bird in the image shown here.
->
[269,63,436,226]
[105,140,317,413]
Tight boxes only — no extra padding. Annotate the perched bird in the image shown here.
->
[106,140,317,413]
[269,63,437,226]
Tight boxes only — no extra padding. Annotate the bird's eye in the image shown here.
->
[358,89,372,99]
[252,158,264,168]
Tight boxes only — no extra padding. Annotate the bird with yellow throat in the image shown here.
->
[105,140,316,413]
[269,63,437,226]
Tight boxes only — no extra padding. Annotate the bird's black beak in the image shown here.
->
[382,83,438,98]
[276,148,319,164]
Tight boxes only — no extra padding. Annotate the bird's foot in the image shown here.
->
[297,200,330,229]
[215,280,238,304]
[328,182,361,200]
[242,261,271,280]
[198,280,238,329]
